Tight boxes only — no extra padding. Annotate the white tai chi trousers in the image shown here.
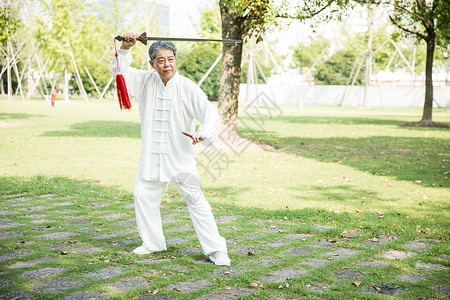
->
[133,174,227,256]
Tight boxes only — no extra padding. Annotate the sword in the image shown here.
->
[115,32,241,45]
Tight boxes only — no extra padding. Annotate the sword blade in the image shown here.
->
[147,36,241,43]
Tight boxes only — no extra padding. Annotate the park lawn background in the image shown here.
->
[0,97,449,299]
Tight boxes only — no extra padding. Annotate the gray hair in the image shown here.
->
[148,41,177,61]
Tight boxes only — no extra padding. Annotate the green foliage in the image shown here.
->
[197,2,222,41]
[176,3,223,100]
[177,45,222,100]
[314,48,363,85]
[435,0,450,48]
[291,36,330,73]
[0,6,23,44]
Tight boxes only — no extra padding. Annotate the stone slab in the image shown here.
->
[0,252,32,262]
[258,258,279,266]
[285,233,314,239]
[265,240,292,247]
[432,285,450,297]
[195,287,254,299]
[395,274,427,283]
[30,219,55,224]
[30,277,87,294]
[0,231,24,239]
[379,250,417,260]
[135,295,175,300]
[259,269,310,283]
[113,218,136,226]
[323,248,361,259]
[364,235,399,246]
[313,239,338,248]
[299,258,331,268]
[284,248,315,256]
[166,225,194,232]
[166,280,211,293]
[34,232,79,240]
[174,247,202,255]
[312,225,334,232]
[137,258,170,264]
[357,260,390,268]
[49,241,79,249]
[0,291,34,300]
[334,269,366,279]
[21,267,65,279]
[415,261,448,271]
[109,237,141,246]
[20,214,48,218]
[52,202,74,206]
[91,228,137,239]
[58,291,111,300]
[17,206,49,211]
[403,241,432,251]
[71,246,103,254]
[216,216,238,223]
[66,220,91,225]
[306,282,336,293]
[211,267,251,277]
[85,267,124,279]
[360,284,406,296]
[100,214,122,220]
[167,238,190,245]
[0,279,11,288]
[0,210,18,215]
[8,257,55,269]
[229,246,261,255]
[108,276,150,293]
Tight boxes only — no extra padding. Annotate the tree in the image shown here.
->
[218,0,349,136]
[356,0,450,127]
[0,5,23,97]
[0,6,23,44]
[35,0,109,102]
[218,0,276,135]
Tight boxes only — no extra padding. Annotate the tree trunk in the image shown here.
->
[218,0,246,136]
[421,34,435,122]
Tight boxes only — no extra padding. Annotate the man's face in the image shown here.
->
[150,49,177,85]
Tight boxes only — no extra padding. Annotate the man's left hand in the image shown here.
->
[182,131,206,145]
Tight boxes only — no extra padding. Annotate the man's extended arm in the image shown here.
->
[110,33,146,101]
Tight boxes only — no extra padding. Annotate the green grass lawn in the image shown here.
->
[0,97,449,299]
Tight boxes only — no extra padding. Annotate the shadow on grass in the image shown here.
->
[239,128,449,188]
[42,120,141,138]
[0,175,448,300]
[240,114,449,128]
[0,175,446,241]
[255,115,409,126]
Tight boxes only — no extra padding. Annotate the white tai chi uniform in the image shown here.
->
[111,49,227,255]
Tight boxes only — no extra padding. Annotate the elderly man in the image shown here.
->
[111,33,230,266]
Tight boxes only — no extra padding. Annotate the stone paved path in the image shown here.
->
[0,192,449,299]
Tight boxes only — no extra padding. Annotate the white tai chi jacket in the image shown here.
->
[111,49,220,182]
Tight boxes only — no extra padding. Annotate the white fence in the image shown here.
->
[239,84,450,108]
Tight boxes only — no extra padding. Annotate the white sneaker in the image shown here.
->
[209,251,230,266]
[133,246,152,255]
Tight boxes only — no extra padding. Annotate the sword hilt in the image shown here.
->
[115,32,148,45]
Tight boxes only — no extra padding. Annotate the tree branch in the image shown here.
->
[389,15,426,40]
[276,3,330,20]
